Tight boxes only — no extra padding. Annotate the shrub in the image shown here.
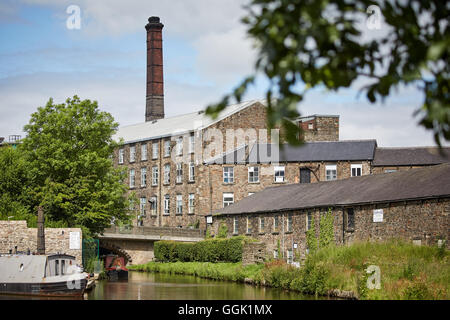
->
[154,236,245,263]
[217,222,228,238]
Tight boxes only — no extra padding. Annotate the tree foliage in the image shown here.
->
[206,0,449,146]
[319,208,335,249]
[5,96,132,235]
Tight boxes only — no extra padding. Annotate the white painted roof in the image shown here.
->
[113,100,265,144]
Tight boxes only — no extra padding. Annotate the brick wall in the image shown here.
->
[0,221,83,264]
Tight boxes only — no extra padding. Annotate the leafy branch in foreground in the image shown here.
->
[206,0,449,146]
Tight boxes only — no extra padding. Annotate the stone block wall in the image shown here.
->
[211,198,450,260]
[242,242,266,266]
[0,221,83,264]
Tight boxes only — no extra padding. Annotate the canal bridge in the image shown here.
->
[98,226,205,265]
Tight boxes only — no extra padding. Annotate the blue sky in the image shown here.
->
[0,0,445,147]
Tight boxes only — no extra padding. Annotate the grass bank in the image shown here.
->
[129,240,449,299]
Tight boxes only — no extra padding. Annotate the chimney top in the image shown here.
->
[146,16,163,30]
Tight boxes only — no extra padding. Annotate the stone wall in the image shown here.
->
[242,242,266,266]
[0,221,83,264]
[299,116,339,142]
[211,198,450,260]
[203,160,371,215]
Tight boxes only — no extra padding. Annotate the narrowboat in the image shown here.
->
[104,255,128,280]
[0,253,88,297]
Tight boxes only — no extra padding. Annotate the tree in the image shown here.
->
[206,0,449,146]
[20,96,131,235]
[0,147,33,223]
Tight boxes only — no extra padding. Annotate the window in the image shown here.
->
[189,162,195,182]
[176,195,183,214]
[274,166,285,182]
[384,169,397,173]
[188,194,195,214]
[140,197,146,217]
[259,217,265,233]
[152,142,158,159]
[287,214,293,232]
[118,148,124,164]
[130,145,136,163]
[248,192,255,197]
[141,168,147,187]
[325,164,337,181]
[308,123,314,130]
[55,260,59,276]
[152,166,159,186]
[141,144,147,161]
[223,193,234,208]
[189,134,195,154]
[223,167,234,183]
[164,195,170,215]
[176,137,183,156]
[164,164,170,184]
[61,260,65,275]
[248,166,259,183]
[351,164,362,177]
[164,140,171,157]
[246,217,252,234]
[306,212,313,230]
[273,216,279,232]
[287,249,293,264]
[129,169,135,188]
[150,196,157,216]
[346,208,355,230]
[176,163,183,183]
[233,217,239,234]
[273,249,278,259]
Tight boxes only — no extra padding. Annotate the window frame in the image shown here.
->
[140,167,147,187]
[248,166,260,183]
[163,195,170,215]
[188,193,195,214]
[152,142,159,160]
[223,166,234,184]
[351,164,362,177]
[164,164,170,184]
[164,140,171,157]
[223,192,234,208]
[141,143,147,161]
[274,166,285,182]
[129,145,136,163]
[152,166,159,186]
[129,169,135,188]
[325,164,337,181]
[176,163,183,184]
[176,194,183,215]
[188,162,195,182]
[118,148,124,164]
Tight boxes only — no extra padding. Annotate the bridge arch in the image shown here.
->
[99,240,133,265]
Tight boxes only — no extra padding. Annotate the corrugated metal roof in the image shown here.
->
[373,147,450,166]
[113,100,264,144]
[215,163,450,216]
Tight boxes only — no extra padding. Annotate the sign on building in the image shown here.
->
[69,231,81,249]
[373,209,383,222]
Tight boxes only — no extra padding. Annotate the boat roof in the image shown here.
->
[0,255,47,283]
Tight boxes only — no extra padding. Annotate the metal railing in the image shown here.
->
[102,225,205,238]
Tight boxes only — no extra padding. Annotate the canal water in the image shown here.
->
[87,271,319,300]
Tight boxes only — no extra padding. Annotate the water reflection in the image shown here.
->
[87,271,318,300]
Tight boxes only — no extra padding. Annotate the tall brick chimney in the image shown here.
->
[145,16,164,122]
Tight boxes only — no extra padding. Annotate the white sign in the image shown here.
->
[373,209,383,222]
[69,232,81,249]
[293,243,298,249]
[206,216,213,224]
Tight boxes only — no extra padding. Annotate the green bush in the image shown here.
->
[154,236,245,263]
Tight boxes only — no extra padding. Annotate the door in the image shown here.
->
[300,168,311,183]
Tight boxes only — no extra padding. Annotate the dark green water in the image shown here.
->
[87,271,321,300]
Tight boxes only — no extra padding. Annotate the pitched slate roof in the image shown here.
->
[113,100,264,144]
[206,140,377,164]
[373,147,450,166]
[215,163,450,216]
